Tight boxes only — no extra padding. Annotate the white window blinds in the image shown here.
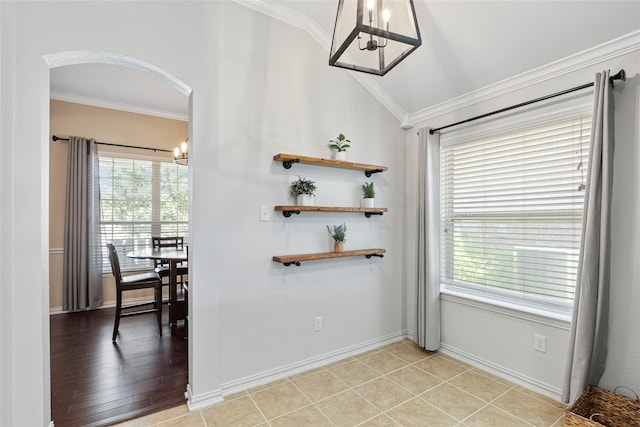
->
[98,156,189,273]
[440,115,591,311]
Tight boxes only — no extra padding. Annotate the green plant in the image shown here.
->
[289,177,317,197]
[328,133,351,152]
[362,181,375,198]
[327,223,347,242]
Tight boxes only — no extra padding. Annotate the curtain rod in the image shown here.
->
[51,135,172,153]
[429,69,626,135]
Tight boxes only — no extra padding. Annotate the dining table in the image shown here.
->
[126,247,188,336]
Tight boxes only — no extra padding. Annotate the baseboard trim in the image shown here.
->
[186,384,224,411]
[219,331,406,399]
[439,343,563,401]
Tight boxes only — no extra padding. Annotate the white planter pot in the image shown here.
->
[363,198,375,208]
[333,151,346,161]
[297,194,314,206]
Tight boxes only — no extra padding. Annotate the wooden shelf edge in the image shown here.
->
[274,153,388,174]
[274,206,388,213]
[273,248,386,266]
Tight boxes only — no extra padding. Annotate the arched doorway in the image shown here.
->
[46,51,193,426]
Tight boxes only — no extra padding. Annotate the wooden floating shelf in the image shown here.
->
[274,205,388,218]
[273,153,388,177]
[273,248,386,266]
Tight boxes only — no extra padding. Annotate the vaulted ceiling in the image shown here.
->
[50,1,640,126]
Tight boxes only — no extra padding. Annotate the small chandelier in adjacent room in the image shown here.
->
[329,0,421,76]
[173,139,188,166]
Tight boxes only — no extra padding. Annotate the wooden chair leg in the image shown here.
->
[156,285,162,336]
[112,292,122,342]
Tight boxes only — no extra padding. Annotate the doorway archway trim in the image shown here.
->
[44,50,192,97]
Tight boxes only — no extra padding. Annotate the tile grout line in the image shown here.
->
[140,344,565,427]
[286,374,338,427]
[477,384,540,427]
[245,389,274,427]
[356,348,460,424]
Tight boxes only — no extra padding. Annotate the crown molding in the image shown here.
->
[50,91,189,122]
[408,29,640,127]
[232,0,408,124]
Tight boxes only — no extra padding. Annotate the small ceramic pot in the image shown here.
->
[334,151,346,161]
[296,194,314,206]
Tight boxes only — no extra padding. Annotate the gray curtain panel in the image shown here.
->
[416,128,441,351]
[62,136,103,311]
[562,71,613,403]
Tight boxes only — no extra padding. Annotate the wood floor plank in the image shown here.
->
[50,307,187,427]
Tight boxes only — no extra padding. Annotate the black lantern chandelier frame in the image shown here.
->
[329,0,421,76]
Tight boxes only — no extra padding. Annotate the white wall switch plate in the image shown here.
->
[260,205,270,222]
[314,316,322,331]
[534,334,546,353]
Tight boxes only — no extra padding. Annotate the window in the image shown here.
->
[98,155,189,272]
[439,110,591,315]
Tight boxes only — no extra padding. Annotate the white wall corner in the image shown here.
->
[439,344,563,402]
[400,112,413,130]
[232,0,409,128]
[350,72,408,124]
[185,384,224,412]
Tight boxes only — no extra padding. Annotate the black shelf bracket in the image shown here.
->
[365,168,385,177]
[282,158,301,169]
[282,210,301,218]
[283,261,301,267]
[365,254,384,259]
[364,212,384,218]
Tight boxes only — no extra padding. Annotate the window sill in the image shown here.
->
[440,285,572,330]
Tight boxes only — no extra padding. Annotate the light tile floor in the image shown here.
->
[115,340,566,427]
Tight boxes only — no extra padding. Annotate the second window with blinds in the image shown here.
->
[98,155,189,273]
[439,102,591,317]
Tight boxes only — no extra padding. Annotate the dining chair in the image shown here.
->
[107,243,163,342]
[151,236,188,296]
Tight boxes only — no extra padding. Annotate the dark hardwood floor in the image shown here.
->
[50,307,188,427]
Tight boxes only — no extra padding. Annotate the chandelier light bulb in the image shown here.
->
[173,138,189,166]
[383,9,390,23]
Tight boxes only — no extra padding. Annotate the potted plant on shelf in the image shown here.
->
[290,177,317,206]
[328,133,351,161]
[362,181,375,208]
[327,223,347,252]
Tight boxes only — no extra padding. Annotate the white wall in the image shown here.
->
[214,3,405,389]
[405,43,640,400]
[0,1,405,425]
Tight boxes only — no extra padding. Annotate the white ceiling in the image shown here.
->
[50,1,640,125]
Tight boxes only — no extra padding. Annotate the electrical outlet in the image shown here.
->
[260,205,270,222]
[314,316,322,332]
[534,334,546,353]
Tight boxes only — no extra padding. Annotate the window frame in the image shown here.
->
[97,151,189,274]
[437,96,592,320]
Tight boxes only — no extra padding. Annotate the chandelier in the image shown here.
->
[329,0,421,76]
[173,139,188,166]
